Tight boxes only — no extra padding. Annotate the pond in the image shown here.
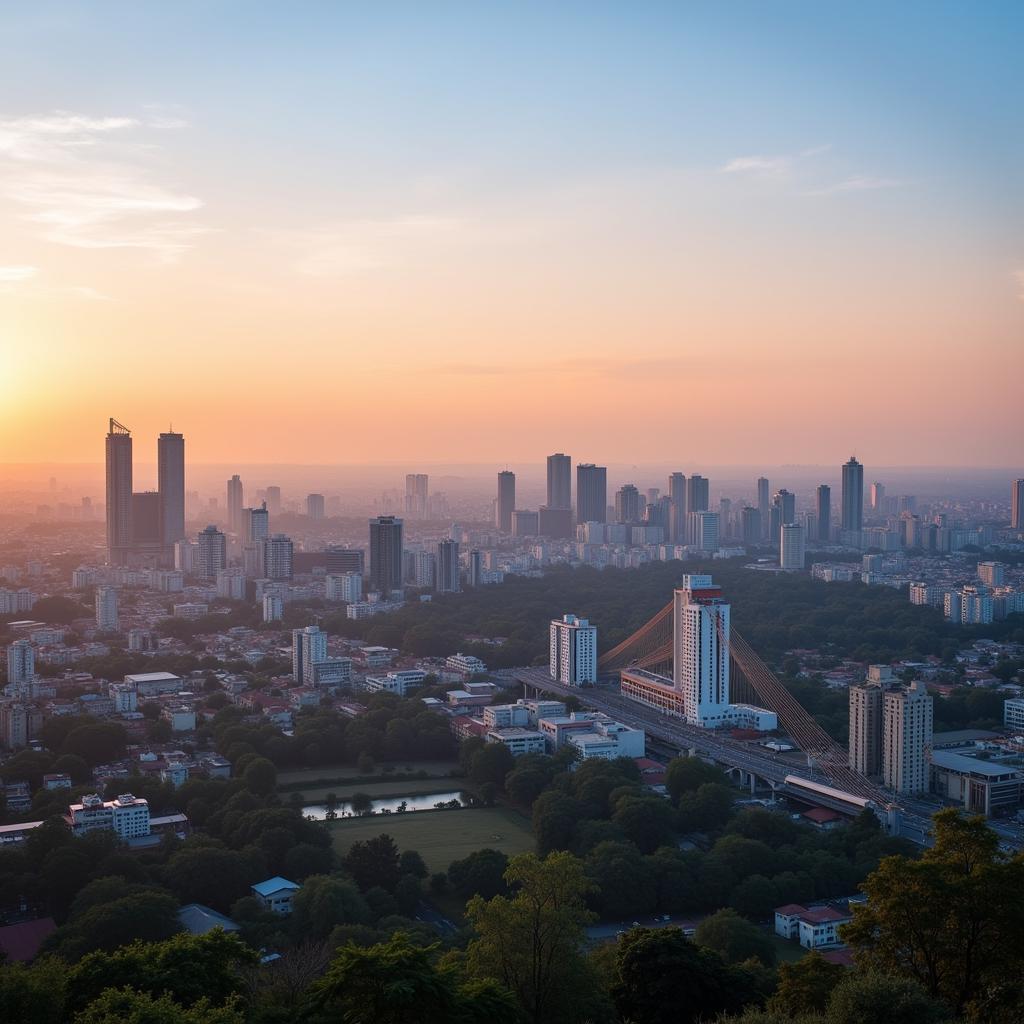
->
[303,790,467,819]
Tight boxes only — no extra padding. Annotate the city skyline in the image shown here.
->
[1,2,1022,466]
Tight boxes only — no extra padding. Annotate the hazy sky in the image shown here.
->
[1,2,1021,466]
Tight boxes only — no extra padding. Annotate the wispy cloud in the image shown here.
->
[0,109,206,260]
[804,175,903,197]
[0,264,38,282]
[721,145,830,180]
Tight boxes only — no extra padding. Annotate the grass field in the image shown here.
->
[278,760,459,790]
[328,805,535,874]
[298,778,469,803]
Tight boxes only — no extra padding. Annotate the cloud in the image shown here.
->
[722,145,900,199]
[0,264,38,282]
[804,176,903,196]
[0,109,206,260]
[722,155,792,177]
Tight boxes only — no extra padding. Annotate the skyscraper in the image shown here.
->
[369,515,404,593]
[673,575,730,727]
[265,486,282,515]
[841,457,864,533]
[779,522,806,570]
[157,431,185,557]
[546,453,571,510]
[815,484,831,542]
[243,503,270,544]
[105,418,133,566]
[756,477,770,539]
[227,475,244,534]
[549,614,597,686]
[495,471,515,532]
[576,464,607,524]
[871,481,886,511]
[883,681,933,795]
[263,534,294,580]
[197,525,227,580]
[770,489,794,544]
[1012,479,1024,530]
[292,625,328,684]
[95,586,119,631]
[687,474,709,514]
[687,510,720,551]
[614,484,642,524]
[740,506,761,545]
[436,539,460,593]
[668,472,687,543]
[6,639,34,686]
[306,493,325,520]
[849,681,884,776]
[405,474,429,517]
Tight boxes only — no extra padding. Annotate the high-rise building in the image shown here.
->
[668,472,687,543]
[436,539,460,593]
[615,484,642,524]
[325,547,364,575]
[6,639,34,686]
[105,418,133,566]
[849,681,885,776]
[978,562,1006,587]
[0,703,29,750]
[326,572,363,603]
[841,457,864,533]
[197,525,227,580]
[95,586,119,631]
[157,431,185,556]
[576,464,607,524]
[815,484,831,542]
[174,540,196,574]
[687,510,720,551]
[1012,479,1024,530]
[405,474,429,517]
[306,493,325,520]
[227,475,244,534]
[549,614,597,686]
[673,575,730,727]
[468,549,483,588]
[512,509,539,537]
[265,486,282,515]
[883,681,933,795]
[740,506,761,545]
[369,516,404,593]
[772,489,795,532]
[292,625,328,684]
[262,594,283,622]
[263,534,294,580]
[412,550,436,587]
[756,477,770,540]
[130,491,161,549]
[687,475,709,514]
[538,506,573,538]
[496,471,516,532]
[871,481,886,511]
[779,523,806,570]
[546,453,571,510]
[243,503,270,544]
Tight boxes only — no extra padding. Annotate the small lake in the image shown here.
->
[303,790,467,819]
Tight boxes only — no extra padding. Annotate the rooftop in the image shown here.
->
[251,876,301,897]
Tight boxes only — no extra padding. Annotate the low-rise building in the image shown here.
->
[251,876,301,915]
[69,793,151,840]
[485,727,547,756]
[774,903,853,949]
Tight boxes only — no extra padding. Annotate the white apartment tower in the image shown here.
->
[883,681,933,795]
[549,614,597,686]
[293,625,328,684]
[673,575,731,727]
[779,523,806,570]
[326,573,363,603]
[6,639,34,686]
[848,682,884,776]
[95,586,119,631]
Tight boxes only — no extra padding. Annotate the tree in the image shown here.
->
[531,791,582,855]
[344,834,402,892]
[767,950,845,1016]
[447,848,509,900]
[678,782,735,832]
[290,875,371,939]
[74,987,244,1024]
[585,841,657,919]
[399,849,428,879]
[505,765,551,806]
[694,908,775,966]
[465,851,600,1024]
[313,932,518,1024]
[825,972,950,1024]
[165,845,260,913]
[612,795,678,854]
[241,756,277,797]
[842,809,1024,1017]
[729,874,778,919]
[469,743,515,789]
[0,957,68,1024]
[665,756,727,804]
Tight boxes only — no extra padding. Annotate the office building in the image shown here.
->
[326,572,363,603]
[687,474,709,514]
[538,506,573,538]
[227,475,244,534]
[216,568,246,600]
[546,453,572,510]
[841,457,864,533]
[871,481,885,511]
[549,614,597,686]
[0,702,29,750]
[779,523,806,570]
[512,510,539,537]
[262,594,283,622]
[668,472,687,542]
[909,582,940,607]
[673,575,731,727]
[770,489,795,542]
[6,639,34,686]
[197,525,227,581]
[95,586,119,631]
[174,539,196,574]
[130,491,161,551]
[848,681,885,776]
[263,534,294,581]
[757,477,770,539]
[741,506,761,545]
[404,474,429,517]
[325,547,364,575]
[1012,479,1024,530]
[815,484,831,542]
[496,471,516,532]
[369,516,404,593]
[436,539,460,593]
[306,493,325,520]
[615,484,642,524]
[157,431,185,556]
[105,418,133,565]
[292,625,328,684]
[883,681,933,795]
[265,486,281,515]
[576,464,607,524]
[244,503,270,544]
[69,793,150,840]
[688,510,719,551]
[468,549,483,587]
[978,562,1006,587]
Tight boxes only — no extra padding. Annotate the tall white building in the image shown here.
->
[779,523,806,570]
[883,681,933,795]
[687,510,720,551]
[292,625,328,684]
[848,681,884,776]
[216,568,247,600]
[174,539,196,574]
[549,614,597,686]
[95,586,119,631]
[6,639,34,686]
[673,575,731,727]
[243,503,270,544]
[978,562,1006,587]
[326,573,363,603]
[909,582,940,606]
[263,534,294,581]
[262,594,283,622]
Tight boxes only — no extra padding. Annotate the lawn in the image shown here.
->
[298,778,470,803]
[328,805,535,874]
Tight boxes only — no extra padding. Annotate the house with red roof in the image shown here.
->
[774,902,853,949]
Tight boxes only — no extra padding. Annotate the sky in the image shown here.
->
[0,1,1021,467]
